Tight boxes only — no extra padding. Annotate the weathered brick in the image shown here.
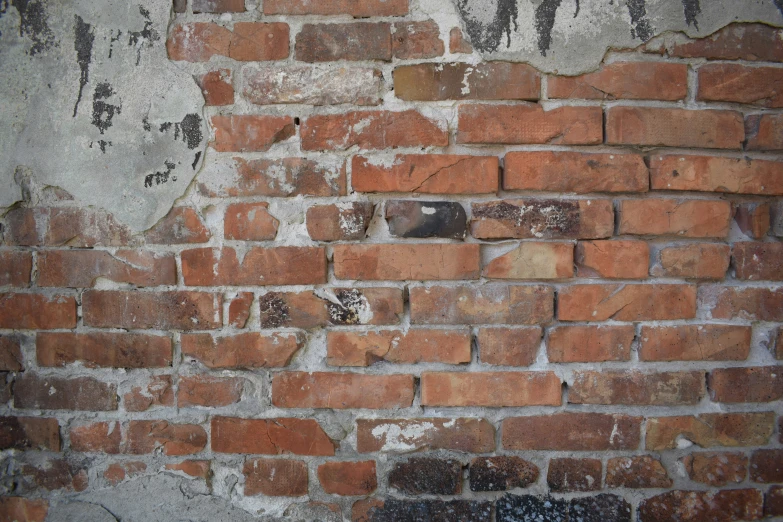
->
[640,325,751,361]
[182,247,326,286]
[0,497,48,521]
[210,115,295,152]
[0,336,24,371]
[500,494,631,522]
[477,327,541,366]
[502,413,641,451]
[558,284,696,321]
[334,244,479,281]
[638,489,763,522]
[709,367,783,403]
[392,20,444,59]
[272,372,414,409]
[327,329,470,366]
[355,498,490,522]
[83,290,221,330]
[14,374,117,411]
[549,62,687,100]
[167,22,289,62]
[389,457,462,495]
[651,155,783,196]
[164,460,211,479]
[357,418,495,453]
[37,332,172,369]
[395,62,539,101]
[469,457,538,492]
[0,417,60,451]
[681,452,747,486]
[192,0,244,12]
[20,458,88,492]
[547,458,602,492]
[746,114,783,150]
[421,371,561,407]
[264,0,408,15]
[144,207,211,244]
[177,375,244,407]
[243,66,382,106]
[212,416,335,455]
[698,64,783,107]
[767,486,783,517]
[37,250,175,287]
[244,459,308,496]
[653,243,730,279]
[733,242,783,280]
[449,27,473,53]
[576,240,648,279]
[618,199,731,238]
[410,284,554,325]
[70,421,121,453]
[504,151,648,193]
[228,292,253,328]
[0,251,32,286]
[483,242,573,279]
[197,69,234,106]
[569,370,705,405]
[296,23,391,62]
[547,325,634,363]
[318,461,377,496]
[0,294,76,329]
[3,207,131,247]
[173,0,186,12]
[664,23,783,62]
[224,202,278,241]
[646,412,775,450]
[606,456,672,488]
[301,110,447,151]
[124,375,174,412]
[458,104,602,145]
[705,287,783,321]
[352,155,498,194]
[750,449,783,483]
[104,461,146,486]
[125,420,206,456]
[734,202,770,239]
[182,333,303,369]
[307,202,373,241]
[471,199,614,239]
[606,107,744,149]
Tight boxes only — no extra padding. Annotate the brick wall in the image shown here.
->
[1,2,782,521]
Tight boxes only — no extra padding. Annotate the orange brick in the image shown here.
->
[224,202,278,241]
[177,375,244,407]
[167,22,289,62]
[182,247,326,286]
[651,155,783,196]
[264,0,407,15]
[549,62,687,100]
[639,325,751,361]
[646,412,775,450]
[326,329,471,366]
[698,64,783,107]
[503,413,641,450]
[575,240,649,279]
[0,294,77,329]
[547,325,634,362]
[653,243,730,279]
[618,199,731,238]
[211,416,335,455]
[709,367,783,403]
[483,242,573,280]
[210,115,295,152]
[37,332,171,369]
[421,371,561,407]
[477,327,541,366]
[272,372,414,409]
[181,333,303,369]
[569,371,705,405]
[82,291,221,330]
[733,242,783,280]
[318,461,377,496]
[333,244,479,281]
[558,284,696,321]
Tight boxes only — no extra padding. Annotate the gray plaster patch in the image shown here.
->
[0,0,206,231]
[454,0,783,74]
[46,501,118,522]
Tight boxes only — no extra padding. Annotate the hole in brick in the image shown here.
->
[294,117,300,126]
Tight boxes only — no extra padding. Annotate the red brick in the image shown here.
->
[37,332,171,368]
[504,151,648,193]
[392,20,443,59]
[182,333,303,369]
[70,421,121,453]
[197,157,346,197]
[449,27,472,53]
[192,0,244,12]
[125,420,207,456]
[734,202,770,239]
[14,374,117,411]
[421,371,560,407]
[164,460,211,479]
[357,418,494,453]
[3,207,131,247]
[327,329,470,366]
[733,242,783,280]
[264,0,407,15]
[182,247,326,286]
[0,336,23,371]
[410,284,554,325]
[210,115,295,152]
[394,62,538,101]
[640,325,751,361]
[471,199,614,240]
[709,367,783,403]
[618,199,731,238]
[558,284,696,321]
[575,240,649,279]
[318,461,377,496]
[351,155,498,194]
[212,416,335,455]
[197,69,234,105]
[458,104,602,145]
[682,452,748,486]
[296,23,391,62]
[477,327,541,366]
[124,375,174,412]
[224,202,278,241]
[664,23,783,62]
[333,244,479,281]
[306,202,373,241]
[706,287,783,321]
[0,251,32,287]
[569,370,705,405]
[653,243,730,279]
[0,294,76,329]
[272,372,414,409]
[651,155,783,196]
[0,417,60,451]
[178,375,244,407]
[37,250,175,287]
[639,489,763,522]
[698,64,783,107]
[301,110,447,151]
[606,456,672,488]
[750,449,783,483]
[144,207,211,244]
[83,290,221,330]
[167,22,289,62]
[227,292,253,328]
[244,459,308,496]
[547,458,602,492]
[0,497,48,521]
[767,486,783,516]
[104,461,146,486]
[21,458,88,492]
[483,242,573,280]
[547,325,634,363]
[606,107,744,149]
[502,413,641,450]
[549,62,687,100]
[746,114,783,150]
[645,412,775,450]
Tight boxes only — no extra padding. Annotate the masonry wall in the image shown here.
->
[1,1,783,521]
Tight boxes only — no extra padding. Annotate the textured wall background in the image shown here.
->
[1,0,783,521]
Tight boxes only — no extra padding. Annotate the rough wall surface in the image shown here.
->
[1,0,783,521]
